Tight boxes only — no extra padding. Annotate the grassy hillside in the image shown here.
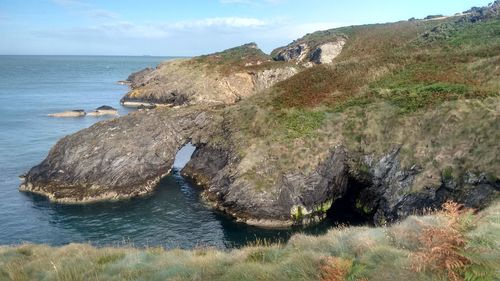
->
[1,201,498,281]
[218,13,499,193]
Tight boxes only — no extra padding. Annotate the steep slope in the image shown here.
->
[121,43,298,106]
[182,7,500,226]
[21,2,500,226]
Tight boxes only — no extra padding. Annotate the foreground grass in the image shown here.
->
[1,201,498,281]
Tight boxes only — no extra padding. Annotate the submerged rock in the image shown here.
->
[47,110,86,118]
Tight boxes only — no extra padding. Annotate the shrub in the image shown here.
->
[320,257,353,281]
[410,201,473,281]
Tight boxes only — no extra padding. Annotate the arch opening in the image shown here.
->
[172,142,196,172]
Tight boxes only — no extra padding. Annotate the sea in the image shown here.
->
[0,55,337,249]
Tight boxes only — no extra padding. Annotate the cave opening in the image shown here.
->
[326,178,376,226]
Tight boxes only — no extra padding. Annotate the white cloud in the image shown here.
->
[171,17,269,29]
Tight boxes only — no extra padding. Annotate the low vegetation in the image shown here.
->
[188,42,292,74]
[1,201,498,281]
[220,12,499,191]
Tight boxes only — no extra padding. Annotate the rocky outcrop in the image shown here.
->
[181,144,349,227]
[126,67,155,88]
[120,45,298,107]
[347,148,499,225]
[463,0,499,22]
[20,107,218,203]
[48,110,86,118]
[272,36,347,66]
[181,142,498,227]
[309,41,346,64]
[121,62,298,106]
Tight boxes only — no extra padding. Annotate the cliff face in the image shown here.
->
[121,44,298,106]
[21,4,500,227]
[271,35,347,66]
[20,107,220,203]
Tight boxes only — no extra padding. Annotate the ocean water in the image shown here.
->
[0,55,333,249]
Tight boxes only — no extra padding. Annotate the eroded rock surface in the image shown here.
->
[121,44,298,107]
[272,36,347,66]
[20,107,217,203]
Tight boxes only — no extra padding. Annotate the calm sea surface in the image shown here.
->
[0,55,333,249]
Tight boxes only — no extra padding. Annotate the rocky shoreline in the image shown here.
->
[20,4,500,228]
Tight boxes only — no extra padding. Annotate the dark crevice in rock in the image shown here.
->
[326,177,376,227]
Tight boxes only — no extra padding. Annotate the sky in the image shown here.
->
[0,0,492,56]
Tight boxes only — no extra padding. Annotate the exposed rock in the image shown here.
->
[463,0,500,22]
[126,67,155,88]
[122,101,157,108]
[309,40,346,64]
[251,67,299,92]
[87,105,118,117]
[47,110,86,118]
[342,147,500,225]
[120,44,298,106]
[26,100,500,227]
[121,62,298,106]
[271,33,347,65]
[137,104,157,110]
[274,43,310,62]
[20,107,218,203]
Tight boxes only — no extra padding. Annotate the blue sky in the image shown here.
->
[0,0,491,56]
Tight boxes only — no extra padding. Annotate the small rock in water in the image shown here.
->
[87,105,119,117]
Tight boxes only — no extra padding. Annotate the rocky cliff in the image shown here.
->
[20,106,221,203]
[271,34,347,66]
[121,43,298,106]
[21,3,500,227]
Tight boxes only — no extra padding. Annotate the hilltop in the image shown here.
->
[120,43,298,106]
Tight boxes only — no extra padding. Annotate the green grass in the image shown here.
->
[271,16,499,112]
[188,42,291,74]
[280,109,326,140]
[1,201,498,281]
